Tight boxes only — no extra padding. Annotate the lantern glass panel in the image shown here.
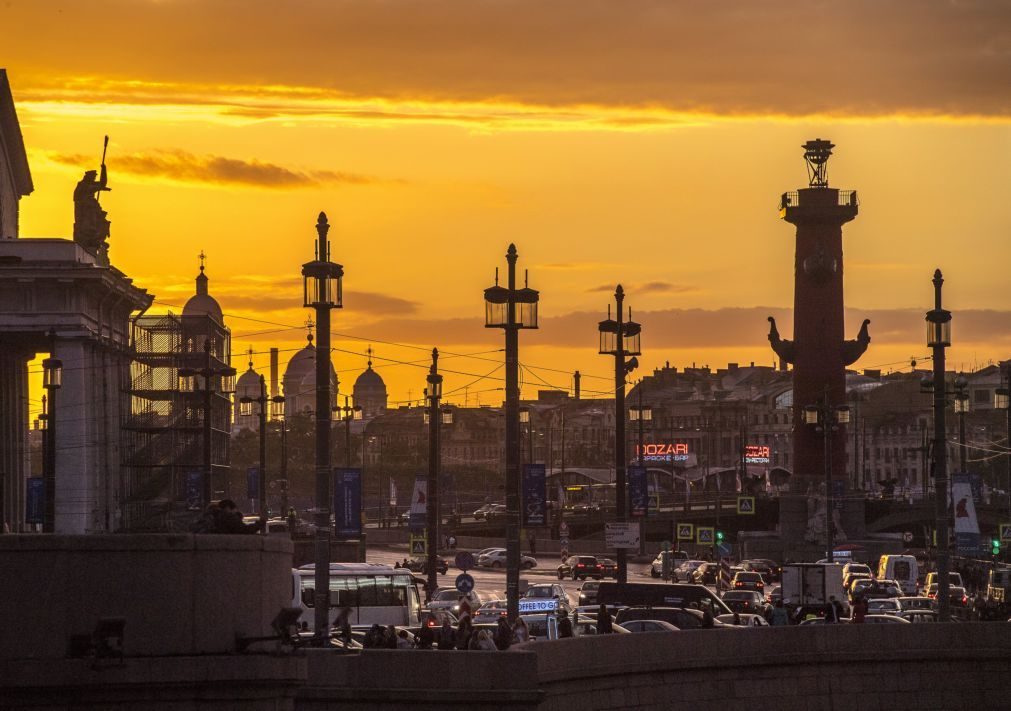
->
[42,358,63,389]
[834,406,851,424]
[270,398,285,419]
[353,406,363,421]
[598,328,617,355]
[926,317,951,347]
[485,301,508,328]
[219,371,236,394]
[519,408,530,424]
[954,396,969,414]
[517,301,538,329]
[37,415,47,431]
[178,374,196,392]
[423,411,431,425]
[803,407,820,425]
[624,331,642,356]
[239,399,253,417]
[642,406,653,422]
[441,409,454,425]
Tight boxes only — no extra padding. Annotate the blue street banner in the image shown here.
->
[409,475,427,532]
[25,477,44,524]
[332,468,362,538]
[629,465,648,517]
[246,467,259,501]
[522,464,546,526]
[952,474,980,554]
[185,470,203,510]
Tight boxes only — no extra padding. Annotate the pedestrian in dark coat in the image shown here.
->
[596,604,613,634]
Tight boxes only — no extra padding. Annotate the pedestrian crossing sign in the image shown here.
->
[677,523,694,541]
[696,526,714,545]
[1000,523,1011,542]
[410,535,427,555]
[737,496,755,515]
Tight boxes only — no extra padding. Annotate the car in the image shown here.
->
[619,619,680,633]
[861,614,911,624]
[403,556,448,575]
[557,555,604,580]
[573,604,626,620]
[721,590,769,616]
[473,599,508,623]
[474,547,505,560]
[922,571,965,596]
[897,596,934,612]
[842,562,872,581]
[716,613,769,628]
[614,606,732,630]
[472,504,497,521]
[850,579,901,601]
[766,585,782,605]
[730,571,765,592]
[523,583,571,611]
[599,558,618,579]
[478,549,537,569]
[578,581,600,606]
[649,551,689,578]
[926,584,969,609]
[844,572,872,591]
[865,598,902,615]
[692,562,722,586]
[742,559,778,582]
[483,504,508,522]
[427,588,481,615]
[674,560,706,583]
[898,610,940,623]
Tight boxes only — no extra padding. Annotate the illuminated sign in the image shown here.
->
[744,445,770,465]
[635,442,691,463]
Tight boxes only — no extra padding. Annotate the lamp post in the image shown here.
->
[41,342,62,533]
[995,369,1010,522]
[598,286,641,583]
[336,396,362,469]
[802,399,851,563]
[483,244,539,622]
[954,376,969,474]
[240,374,269,525]
[270,394,288,515]
[925,268,952,622]
[301,211,343,644]
[426,348,443,601]
[178,338,236,509]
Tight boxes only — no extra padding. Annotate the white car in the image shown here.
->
[620,619,680,633]
[478,549,537,569]
[716,613,769,628]
[866,598,902,615]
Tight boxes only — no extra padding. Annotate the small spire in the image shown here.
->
[195,252,209,296]
[304,317,315,344]
[367,345,374,369]
[247,346,254,370]
[198,250,206,272]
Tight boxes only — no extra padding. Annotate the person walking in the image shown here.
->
[512,617,530,644]
[770,600,790,626]
[495,616,513,650]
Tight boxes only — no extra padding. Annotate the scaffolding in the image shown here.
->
[122,313,232,531]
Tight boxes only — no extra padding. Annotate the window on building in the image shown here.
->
[974,389,990,405]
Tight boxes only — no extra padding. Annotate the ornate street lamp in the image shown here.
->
[41,344,62,533]
[598,285,640,583]
[425,348,443,600]
[301,211,343,645]
[178,338,237,510]
[483,245,539,622]
[240,374,269,525]
[925,268,953,622]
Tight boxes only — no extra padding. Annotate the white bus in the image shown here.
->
[291,563,423,631]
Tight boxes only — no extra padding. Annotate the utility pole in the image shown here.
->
[926,269,952,622]
[426,348,442,601]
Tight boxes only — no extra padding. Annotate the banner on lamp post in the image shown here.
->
[246,467,259,501]
[25,477,44,524]
[522,463,546,526]
[409,475,427,532]
[332,467,362,538]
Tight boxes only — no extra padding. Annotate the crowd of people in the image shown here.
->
[355,602,618,650]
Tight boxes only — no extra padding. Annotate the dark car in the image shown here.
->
[599,558,618,579]
[692,562,721,586]
[721,590,769,616]
[743,559,779,582]
[557,555,604,581]
[731,571,765,592]
[578,581,600,606]
[404,556,448,575]
[614,606,730,630]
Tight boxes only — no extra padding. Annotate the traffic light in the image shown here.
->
[716,530,725,544]
[992,538,1001,557]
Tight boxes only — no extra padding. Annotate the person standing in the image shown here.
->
[770,600,790,626]
[596,604,613,634]
[557,609,574,638]
[512,617,530,644]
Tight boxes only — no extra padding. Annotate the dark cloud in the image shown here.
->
[47,150,393,188]
[586,281,699,295]
[8,1,1009,119]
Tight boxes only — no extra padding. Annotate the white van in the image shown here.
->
[877,555,918,595]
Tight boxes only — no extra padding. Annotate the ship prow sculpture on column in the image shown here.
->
[767,139,872,558]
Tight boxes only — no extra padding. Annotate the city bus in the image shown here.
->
[291,563,423,631]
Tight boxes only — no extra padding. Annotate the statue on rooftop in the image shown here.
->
[73,135,111,264]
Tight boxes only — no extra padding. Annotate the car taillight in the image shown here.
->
[735,582,743,588]
[577,564,584,568]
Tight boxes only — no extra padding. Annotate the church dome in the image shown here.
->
[182,265,223,324]
[283,333,317,385]
[352,347,388,417]
[236,364,260,390]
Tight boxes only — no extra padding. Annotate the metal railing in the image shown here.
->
[779,190,859,209]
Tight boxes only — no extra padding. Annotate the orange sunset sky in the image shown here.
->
[5,0,1010,410]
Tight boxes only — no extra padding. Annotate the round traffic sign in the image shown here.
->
[455,573,475,594]
[455,551,475,571]
[559,522,569,535]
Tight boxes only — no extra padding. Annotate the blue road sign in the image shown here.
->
[455,551,475,571]
[455,573,475,594]
[25,477,44,524]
